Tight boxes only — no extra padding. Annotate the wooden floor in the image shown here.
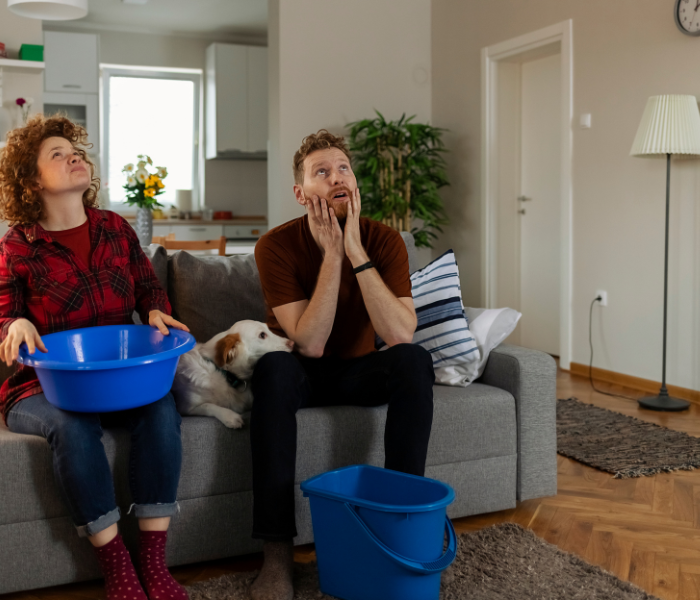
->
[3,367,700,600]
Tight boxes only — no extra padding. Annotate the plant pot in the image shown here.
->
[135,207,153,247]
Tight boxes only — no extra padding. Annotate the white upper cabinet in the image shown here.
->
[206,43,268,159]
[44,32,99,94]
[247,46,268,154]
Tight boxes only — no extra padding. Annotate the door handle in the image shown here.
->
[62,84,81,89]
[517,195,531,202]
[518,209,526,215]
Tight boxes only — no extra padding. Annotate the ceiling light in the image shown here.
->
[7,0,88,20]
[122,0,149,4]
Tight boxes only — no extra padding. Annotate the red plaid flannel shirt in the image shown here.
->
[0,208,171,422]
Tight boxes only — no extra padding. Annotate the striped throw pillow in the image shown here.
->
[377,249,481,386]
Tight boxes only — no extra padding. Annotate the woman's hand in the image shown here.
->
[148,310,190,336]
[0,319,47,367]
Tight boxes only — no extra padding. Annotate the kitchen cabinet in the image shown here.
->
[205,43,268,159]
[44,32,98,94]
[151,222,268,241]
[43,32,99,153]
[43,92,99,153]
[152,224,222,241]
[223,224,266,239]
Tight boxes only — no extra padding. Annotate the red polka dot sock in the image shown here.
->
[137,530,188,600]
[93,533,148,600]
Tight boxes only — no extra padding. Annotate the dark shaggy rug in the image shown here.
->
[557,397,700,478]
[185,523,658,600]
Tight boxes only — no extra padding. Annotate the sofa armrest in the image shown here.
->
[480,343,557,501]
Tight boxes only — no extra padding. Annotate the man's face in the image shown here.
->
[295,148,357,220]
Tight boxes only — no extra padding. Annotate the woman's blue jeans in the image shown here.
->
[7,392,182,537]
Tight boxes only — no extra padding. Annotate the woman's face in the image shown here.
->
[35,136,90,198]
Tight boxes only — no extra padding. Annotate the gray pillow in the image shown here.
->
[133,243,169,324]
[167,250,266,343]
[400,231,418,275]
[141,243,169,290]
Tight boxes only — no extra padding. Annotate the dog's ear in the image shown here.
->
[214,333,241,368]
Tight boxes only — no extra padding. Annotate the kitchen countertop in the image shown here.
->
[126,218,268,226]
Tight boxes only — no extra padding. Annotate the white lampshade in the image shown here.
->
[8,0,88,20]
[630,95,700,157]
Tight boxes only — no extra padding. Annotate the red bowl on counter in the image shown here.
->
[213,211,233,220]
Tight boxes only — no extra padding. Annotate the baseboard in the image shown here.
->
[568,363,700,405]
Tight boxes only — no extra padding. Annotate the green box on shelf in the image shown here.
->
[18,44,43,62]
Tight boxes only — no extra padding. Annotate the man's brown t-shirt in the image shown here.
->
[255,215,412,359]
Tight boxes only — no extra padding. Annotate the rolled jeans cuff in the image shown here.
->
[76,507,121,538]
[129,501,179,519]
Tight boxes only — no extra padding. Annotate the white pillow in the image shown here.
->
[463,307,522,379]
[377,250,481,387]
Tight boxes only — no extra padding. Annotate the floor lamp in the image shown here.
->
[630,95,700,411]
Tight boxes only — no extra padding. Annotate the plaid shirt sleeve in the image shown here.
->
[120,219,171,324]
[0,240,25,342]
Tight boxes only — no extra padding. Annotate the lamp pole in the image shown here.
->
[638,153,690,411]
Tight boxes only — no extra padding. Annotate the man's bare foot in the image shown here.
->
[250,540,294,600]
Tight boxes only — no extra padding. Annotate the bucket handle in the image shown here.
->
[343,502,458,574]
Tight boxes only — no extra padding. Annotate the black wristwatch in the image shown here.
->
[352,261,375,275]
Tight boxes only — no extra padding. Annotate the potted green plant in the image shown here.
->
[347,111,449,248]
[122,154,168,246]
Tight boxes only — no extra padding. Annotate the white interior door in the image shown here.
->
[519,53,561,356]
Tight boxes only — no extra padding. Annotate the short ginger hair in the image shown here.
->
[0,114,100,225]
[293,129,352,185]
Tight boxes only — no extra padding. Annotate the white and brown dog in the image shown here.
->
[172,320,294,428]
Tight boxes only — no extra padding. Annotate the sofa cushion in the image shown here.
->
[167,251,266,343]
[142,243,169,290]
[0,382,516,526]
[132,244,169,325]
[400,231,418,274]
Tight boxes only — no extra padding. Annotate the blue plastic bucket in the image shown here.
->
[301,465,457,600]
[17,325,195,412]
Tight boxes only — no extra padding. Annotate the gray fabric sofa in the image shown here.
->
[0,233,557,594]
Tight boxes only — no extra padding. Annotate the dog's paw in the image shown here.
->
[218,411,245,429]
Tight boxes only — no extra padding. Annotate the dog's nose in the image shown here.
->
[286,339,295,350]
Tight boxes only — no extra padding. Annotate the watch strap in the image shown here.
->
[352,260,375,275]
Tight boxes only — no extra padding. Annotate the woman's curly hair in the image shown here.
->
[0,114,100,225]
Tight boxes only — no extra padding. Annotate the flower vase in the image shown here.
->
[135,208,153,247]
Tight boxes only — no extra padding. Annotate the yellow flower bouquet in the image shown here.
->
[122,154,168,210]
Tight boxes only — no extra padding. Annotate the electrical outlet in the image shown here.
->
[596,290,608,307]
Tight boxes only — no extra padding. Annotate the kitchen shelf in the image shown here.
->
[0,58,45,73]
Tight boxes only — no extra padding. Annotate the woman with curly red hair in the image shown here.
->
[0,115,190,600]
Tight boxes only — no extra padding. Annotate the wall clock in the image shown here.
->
[675,0,700,35]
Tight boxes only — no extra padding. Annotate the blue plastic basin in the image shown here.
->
[17,325,195,412]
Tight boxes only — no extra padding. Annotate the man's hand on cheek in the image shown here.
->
[307,194,344,260]
[344,188,368,265]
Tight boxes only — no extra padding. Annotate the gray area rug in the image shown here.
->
[557,397,700,478]
[186,523,658,600]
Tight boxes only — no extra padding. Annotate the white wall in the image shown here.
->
[268,0,432,231]
[432,0,700,391]
[0,6,43,127]
[43,26,268,215]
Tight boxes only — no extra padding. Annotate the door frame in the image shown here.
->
[481,19,573,369]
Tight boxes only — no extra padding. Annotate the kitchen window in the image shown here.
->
[101,65,202,209]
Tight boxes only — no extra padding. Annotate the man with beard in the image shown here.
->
[249,130,435,600]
